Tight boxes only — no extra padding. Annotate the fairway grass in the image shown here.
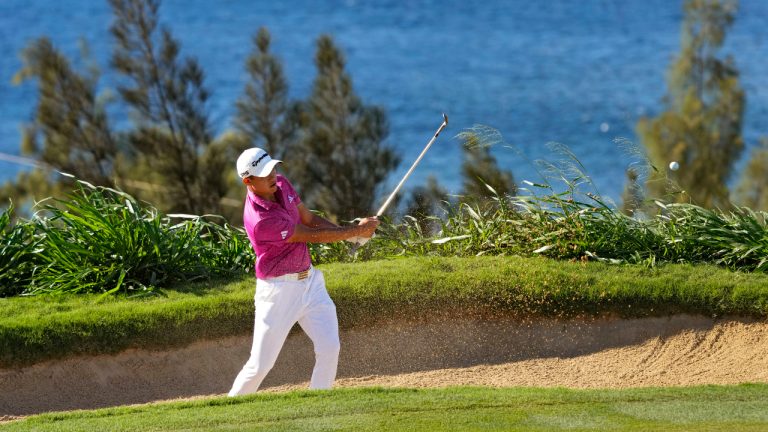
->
[3,385,767,431]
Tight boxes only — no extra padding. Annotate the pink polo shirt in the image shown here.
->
[243,175,311,279]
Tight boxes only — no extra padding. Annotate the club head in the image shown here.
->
[434,113,449,138]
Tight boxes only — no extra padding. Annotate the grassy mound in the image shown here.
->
[1,256,767,368]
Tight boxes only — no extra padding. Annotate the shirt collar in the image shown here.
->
[248,188,281,211]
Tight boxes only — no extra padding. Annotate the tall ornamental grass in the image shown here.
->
[320,128,768,272]
[0,204,38,297]
[1,181,254,297]
[298,181,768,273]
[392,188,768,272]
[653,202,768,270]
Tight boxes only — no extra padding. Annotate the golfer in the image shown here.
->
[228,147,379,396]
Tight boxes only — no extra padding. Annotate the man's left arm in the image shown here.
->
[298,203,338,229]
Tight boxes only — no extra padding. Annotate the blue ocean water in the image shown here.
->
[1,0,767,204]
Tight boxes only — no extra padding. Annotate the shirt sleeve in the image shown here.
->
[280,176,302,206]
[253,216,295,244]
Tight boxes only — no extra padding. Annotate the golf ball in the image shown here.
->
[669,161,680,171]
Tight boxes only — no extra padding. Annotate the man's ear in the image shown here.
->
[242,177,251,185]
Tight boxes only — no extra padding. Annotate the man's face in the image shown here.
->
[244,168,278,196]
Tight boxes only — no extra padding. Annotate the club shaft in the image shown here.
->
[376,116,448,217]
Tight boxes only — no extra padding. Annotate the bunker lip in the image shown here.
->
[0,415,21,423]
[2,314,767,416]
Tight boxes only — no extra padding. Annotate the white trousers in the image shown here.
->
[228,268,340,396]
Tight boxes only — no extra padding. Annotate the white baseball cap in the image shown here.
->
[236,148,282,178]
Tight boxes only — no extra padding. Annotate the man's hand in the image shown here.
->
[355,216,379,239]
[345,217,380,247]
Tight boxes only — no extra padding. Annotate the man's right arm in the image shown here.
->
[287,217,379,244]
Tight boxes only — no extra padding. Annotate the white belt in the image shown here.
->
[266,266,313,282]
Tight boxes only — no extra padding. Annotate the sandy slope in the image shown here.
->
[1,315,767,416]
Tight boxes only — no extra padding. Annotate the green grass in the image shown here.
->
[3,385,768,431]
[0,276,254,367]
[1,255,767,368]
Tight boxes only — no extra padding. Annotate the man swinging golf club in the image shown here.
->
[228,147,379,396]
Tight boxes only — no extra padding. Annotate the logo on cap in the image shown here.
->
[252,154,268,168]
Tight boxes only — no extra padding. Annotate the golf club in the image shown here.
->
[349,113,449,251]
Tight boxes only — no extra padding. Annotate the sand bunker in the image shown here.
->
[1,314,767,415]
